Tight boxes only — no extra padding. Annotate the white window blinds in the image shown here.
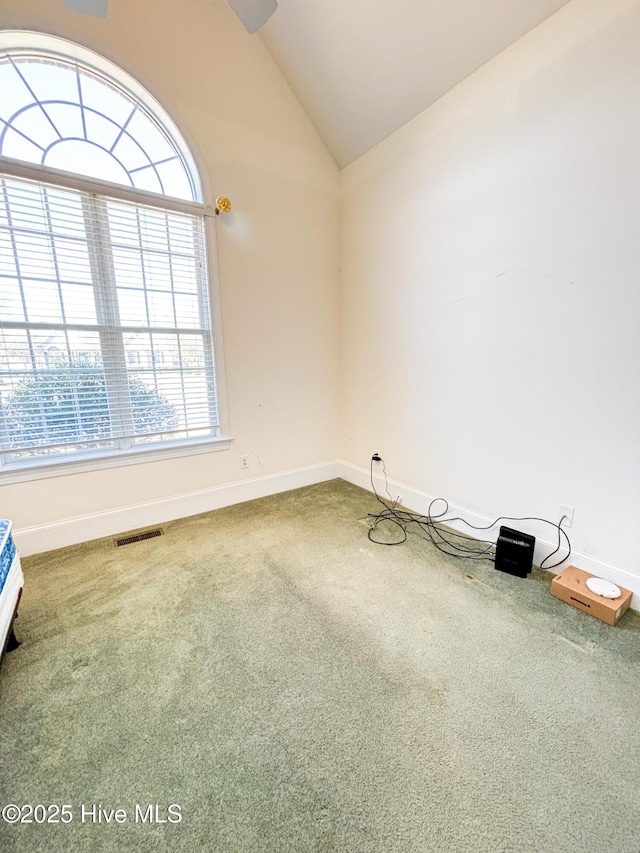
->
[0,172,220,470]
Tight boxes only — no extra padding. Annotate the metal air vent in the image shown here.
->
[114,529,163,547]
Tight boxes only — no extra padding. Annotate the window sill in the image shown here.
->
[0,437,233,485]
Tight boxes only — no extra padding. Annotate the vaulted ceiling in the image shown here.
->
[259,0,573,167]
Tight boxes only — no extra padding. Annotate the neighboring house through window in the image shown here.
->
[0,31,228,480]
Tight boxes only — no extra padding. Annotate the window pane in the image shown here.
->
[79,72,134,127]
[1,128,44,165]
[45,139,131,185]
[60,282,97,324]
[0,232,18,276]
[22,278,63,323]
[3,180,47,230]
[0,61,33,122]
[167,213,195,248]
[11,105,59,151]
[54,237,93,284]
[155,159,193,200]
[175,293,201,328]
[147,289,175,326]
[111,132,149,173]
[117,287,147,325]
[14,233,56,277]
[46,189,86,238]
[127,110,174,163]
[84,109,121,152]
[144,252,172,291]
[130,166,162,195]
[16,60,80,107]
[0,277,24,321]
[113,247,144,288]
[137,213,171,251]
[107,203,140,247]
[43,103,85,142]
[5,366,111,450]
[171,255,198,293]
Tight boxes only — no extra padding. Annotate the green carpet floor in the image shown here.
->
[1,479,639,852]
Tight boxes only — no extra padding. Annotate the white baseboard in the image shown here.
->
[13,461,340,557]
[338,460,640,612]
[12,457,640,613]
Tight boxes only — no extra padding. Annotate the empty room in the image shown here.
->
[1,0,639,850]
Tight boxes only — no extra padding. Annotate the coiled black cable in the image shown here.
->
[366,457,571,570]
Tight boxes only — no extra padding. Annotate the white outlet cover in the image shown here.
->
[586,577,621,599]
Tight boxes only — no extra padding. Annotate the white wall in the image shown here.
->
[340,0,640,587]
[0,0,340,543]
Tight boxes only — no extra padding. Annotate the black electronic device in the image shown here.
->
[494,526,535,578]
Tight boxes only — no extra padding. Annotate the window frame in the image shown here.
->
[0,34,230,484]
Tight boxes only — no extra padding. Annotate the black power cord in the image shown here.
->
[367,456,571,570]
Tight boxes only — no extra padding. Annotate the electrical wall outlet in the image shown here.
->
[558,504,574,527]
[240,455,249,469]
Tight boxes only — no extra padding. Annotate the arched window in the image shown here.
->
[0,32,227,478]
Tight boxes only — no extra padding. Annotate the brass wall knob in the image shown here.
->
[215,196,232,215]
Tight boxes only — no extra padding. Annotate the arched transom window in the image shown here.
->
[0,32,227,479]
[0,32,199,200]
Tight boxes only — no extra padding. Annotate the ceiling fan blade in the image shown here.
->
[62,0,108,18]
[225,0,277,34]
